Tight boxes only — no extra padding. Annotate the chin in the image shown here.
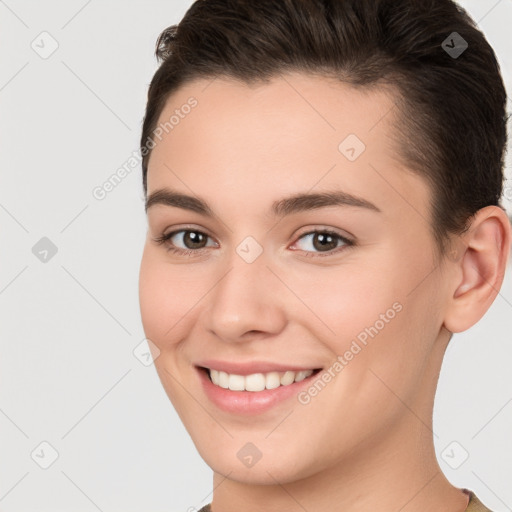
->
[198,444,319,485]
[211,462,299,485]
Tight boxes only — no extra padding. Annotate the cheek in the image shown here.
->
[285,260,402,346]
[289,255,431,396]
[138,247,201,346]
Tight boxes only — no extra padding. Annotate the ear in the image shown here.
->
[443,205,511,333]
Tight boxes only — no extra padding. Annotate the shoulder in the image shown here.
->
[196,491,494,512]
[465,489,496,512]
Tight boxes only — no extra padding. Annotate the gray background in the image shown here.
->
[0,1,511,511]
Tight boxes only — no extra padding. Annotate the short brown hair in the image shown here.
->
[140,0,509,255]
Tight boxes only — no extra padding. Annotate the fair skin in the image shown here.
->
[139,72,510,512]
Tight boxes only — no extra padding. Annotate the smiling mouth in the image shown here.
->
[198,366,322,392]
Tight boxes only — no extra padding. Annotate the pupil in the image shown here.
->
[185,231,206,249]
[181,232,338,251]
[314,233,337,251]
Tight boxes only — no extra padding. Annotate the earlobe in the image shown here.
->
[443,206,511,333]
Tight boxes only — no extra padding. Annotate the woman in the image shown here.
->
[138,0,510,510]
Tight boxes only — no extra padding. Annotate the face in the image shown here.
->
[139,72,452,485]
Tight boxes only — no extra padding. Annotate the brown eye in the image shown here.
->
[293,230,354,256]
[178,230,208,249]
[311,232,339,251]
[154,229,217,254]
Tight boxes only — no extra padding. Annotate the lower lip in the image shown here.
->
[196,367,321,415]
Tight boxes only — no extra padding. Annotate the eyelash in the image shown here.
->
[153,227,355,258]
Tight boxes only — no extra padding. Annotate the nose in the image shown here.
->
[200,249,287,343]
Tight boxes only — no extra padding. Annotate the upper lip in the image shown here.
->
[196,360,323,376]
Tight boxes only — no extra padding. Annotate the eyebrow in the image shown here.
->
[145,187,382,216]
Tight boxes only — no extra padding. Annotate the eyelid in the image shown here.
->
[292,225,355,243]
[158,224,216,242]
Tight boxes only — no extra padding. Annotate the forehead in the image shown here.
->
[151,72,399,163]
[146,72,429,222]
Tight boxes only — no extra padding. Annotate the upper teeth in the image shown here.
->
[208,369,315,392]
